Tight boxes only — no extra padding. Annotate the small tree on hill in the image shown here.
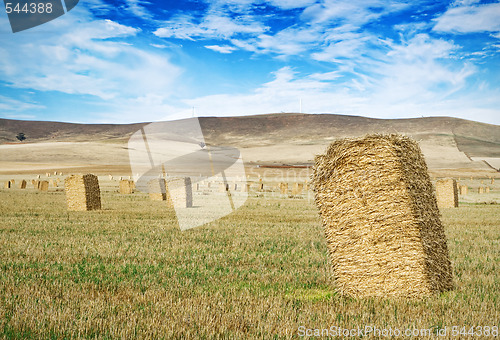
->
[16,132,26,142]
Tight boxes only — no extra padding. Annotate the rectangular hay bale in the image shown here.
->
[166,177,193,208]
[459,185,468,195]
[19,180,27,189]
[119,180,134,194]
[311,134,453,298]
[148,178,167,201]
[39,180,49,192]
[64,174,101,211]
[435,178,459,208]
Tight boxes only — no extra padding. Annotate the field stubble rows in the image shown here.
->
[0,188,499,338]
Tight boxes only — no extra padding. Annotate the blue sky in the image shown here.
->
[0,0,499,124]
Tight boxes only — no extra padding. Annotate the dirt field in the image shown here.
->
[0,176,499,338]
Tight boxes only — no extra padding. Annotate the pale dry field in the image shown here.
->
[0,178,499,339]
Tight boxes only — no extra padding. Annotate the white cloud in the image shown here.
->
[301,0,411,27]
[433,3,500,33]
[154,13,267,41]
[205,45,238,53]
[0,14,182,101]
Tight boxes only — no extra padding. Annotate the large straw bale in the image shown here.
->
[119,180,134,194]
[459,185,468,195]
[435,179,458,208]
[39,181,49,192]
[64,174,101,211]
[311,134,453,298]
[19,180,27,189]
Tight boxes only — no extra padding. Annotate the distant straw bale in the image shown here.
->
[478,187,485,194]
[4,181,10,189]
[311,134,453,298]
[485,187,490,193]
[219,183,227,193]
[31,179,36,185]
[435,179,459,208]
[46,173,51,177]
[166,177,193,208]
[148,179,167,201]
[33,180,40,189]
[491,178,495,184]
[119,180,134,194]
[49,179,56,187]
[109,175,113,180]
[39,181,49,192]
[279,183,288,195]
[64,174,101,211]
[10,179,15,186]
[36,175,40,179]
[292,183,303,195]
[459,185,468,195]
[19,180,27,189]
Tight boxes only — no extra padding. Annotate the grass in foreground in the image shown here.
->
[0,189,499,338]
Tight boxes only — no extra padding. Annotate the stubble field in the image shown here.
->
[0,184,499,339]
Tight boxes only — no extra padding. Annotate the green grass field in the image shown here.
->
[0,188,499,338]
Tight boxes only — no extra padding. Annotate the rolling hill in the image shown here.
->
[1,113,499,173]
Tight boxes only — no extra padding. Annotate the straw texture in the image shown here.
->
[435,179,459,208]
[311,134,453,298]
[64,174,101,211]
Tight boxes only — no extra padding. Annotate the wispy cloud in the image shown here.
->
[0,95,45,112]
[205,45,238,53]
[154,13,268,41]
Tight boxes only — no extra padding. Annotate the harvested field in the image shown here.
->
[0,187,498,338]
